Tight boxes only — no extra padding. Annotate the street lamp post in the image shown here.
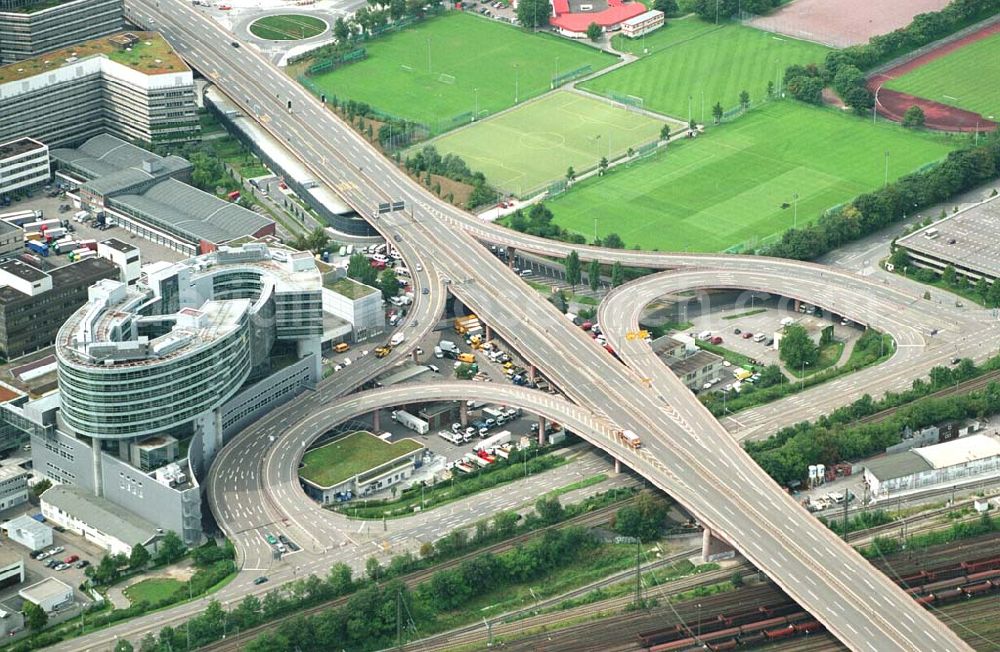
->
[792,192,798,229]
[884,150,890,187]
[514,64,519,104]
[474,88,479,120]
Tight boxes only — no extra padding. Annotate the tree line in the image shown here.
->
[745,352,1000,486]
[760,136,1000,260]
[403,145,495,208]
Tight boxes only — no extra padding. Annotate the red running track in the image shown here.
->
[868,21,1000,132]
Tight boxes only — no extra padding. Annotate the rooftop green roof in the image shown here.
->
[325,276,377,299]
[299,431,422,488]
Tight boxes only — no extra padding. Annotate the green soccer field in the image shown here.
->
[884,31,1000,119]
[422,91,669,196]
[583,22,830,120]
[545,101,956,252]
[299,12,616,132]
[249,14,327,41]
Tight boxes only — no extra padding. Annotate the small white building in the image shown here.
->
[97,238,141,286]
[322,276,385,343]
[621,9,664,39]
[1,514,51,552]
[0,137,49,198]
[19,577,72,612]
[0,466,28,511]
[40,485,159,557]
[864,434,1000,502]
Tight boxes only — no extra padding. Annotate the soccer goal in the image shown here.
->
[401,64,415,73]
[437,73,456,85]
[625,94,644,111]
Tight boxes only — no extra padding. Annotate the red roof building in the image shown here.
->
[549,0,647,36]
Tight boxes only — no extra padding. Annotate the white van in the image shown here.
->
[753,333,766,343]
[698,330,712,341]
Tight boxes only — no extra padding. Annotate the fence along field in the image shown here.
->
[544,101,957,253]
[300,12,616,134]
[582,22,831,122]
[421,91,669,196]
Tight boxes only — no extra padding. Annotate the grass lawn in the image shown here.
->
[546,101,957,252]
[250,14,327,40]
[610,15,722,56]
[884,31,1000,119]
[585,22,830,120]
[789,340,844,377]
[300,431,421,487]
[125,578,183,605]
[299,12,616,132]
[424,91,666,195]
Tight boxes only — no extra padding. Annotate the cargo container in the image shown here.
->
[475,430,511,452]
[1,210,42,226]
[36,219,60,231]
[24,232,43,242]
[53,238,75,254]
[22,221,46,233]
[227,190,241,201]
[77,239,98,251]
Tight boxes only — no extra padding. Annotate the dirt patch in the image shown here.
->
[748,0,951,48]
[429,174,474,208]
[868,21,1000,132]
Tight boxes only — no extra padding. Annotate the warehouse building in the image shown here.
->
[19,577,71,612]
[0,465,28,511]
[895,195,1000,285]
[0,257,118,359]
[1,514,51,551]
[652,334,724,391]
[0,0,122,65]
[41,484,159,556]
[864,434,1000,502]
[0,137,49,199]
[322,276,385,343]
[0,547,24,590]
[53,134,276,256]
[0,32,198,147]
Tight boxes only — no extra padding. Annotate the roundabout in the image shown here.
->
[248,13,328,41]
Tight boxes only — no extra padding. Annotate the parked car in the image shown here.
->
[254,576,268,585]
[742,332,753,339]
[64,555,79,564]
[55,563,70,571]
[75,560,90,569]
[265,534,278,545]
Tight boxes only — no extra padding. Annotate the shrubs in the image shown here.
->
[403,145,494,208]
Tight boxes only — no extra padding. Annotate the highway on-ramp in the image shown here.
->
[65,3,979,650]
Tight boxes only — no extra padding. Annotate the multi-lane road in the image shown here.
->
[59,3,989,650]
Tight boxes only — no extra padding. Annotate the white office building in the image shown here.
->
[16,243,323,544]
[0,137,49,198]
[322,276,385,342]
[41,484,159,556]
[621,9,664,38]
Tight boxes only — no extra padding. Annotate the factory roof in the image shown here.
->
[112,178,274,245]
[41,484,158,548]
[2,514,51,538]
[667,350,722,377]
[50,134,190,188]
[19,577,71,606]
[913,434,1000,469]
[864,452,932,482]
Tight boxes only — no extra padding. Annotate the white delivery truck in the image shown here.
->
[391,409,428,435]
[390,332,406,347]
[475,430,511,453]
[438,430,462,445]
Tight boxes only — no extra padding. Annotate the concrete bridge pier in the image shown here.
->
[614,457,621,474]
[506,246,516,269]
[528,365,536,383]
[537,415,546,446]
[460,402,469,426]
[372,409,381,432]
[702,528,737,563]
[485,324,492,342]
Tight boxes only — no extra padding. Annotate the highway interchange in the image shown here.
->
[58,2,997,650]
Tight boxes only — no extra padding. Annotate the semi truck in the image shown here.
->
[52,237,75,254]
[617,429,641,450]
[68,248,95,262]
[26,241,48,256]
[438,430,462,445]
[439,340,460,355]
[454,315,480,335]
[475,430,511,452]
[1,210,42,225]
[390,409,428,435]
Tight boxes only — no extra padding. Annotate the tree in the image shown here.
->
[613,492,669,540]
[652,0,678,13]
[23,601,46,634]
[347,252,378,286]
[138,633,158,652]
[611,261,625,287]
[586,22,602,42]
[941,264,957,286]
[757,364,785,388]
[334,17,351,41]
[660,124,671,142]
[903,105,925,128]
[988,279,1000,308]
[566,166,576,182]
[779,323,819,370]
[888,246,910,269]
[455,363,476,380]
[688,118,697,131]
[378,268,399,300]
[739,89,750,110]
[129,543,150,570]
[31,478,51,498]
[535,495,564,524]
[516,0,551,27]
[564,250,581,289]
[712,102,723,124]
[602,233,625,249]
[731,570,744,587]
[766,80,775,97]
[366,556,382,582]
[588,258,601,292]
[843,86,874,115]
[291,227,330,253]
[598,156,608,175]
[114,640,135,652]
[156,531,186,566]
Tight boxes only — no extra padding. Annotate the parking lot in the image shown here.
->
[3,193,185,271]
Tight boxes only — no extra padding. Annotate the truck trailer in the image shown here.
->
[391,409,428,435]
